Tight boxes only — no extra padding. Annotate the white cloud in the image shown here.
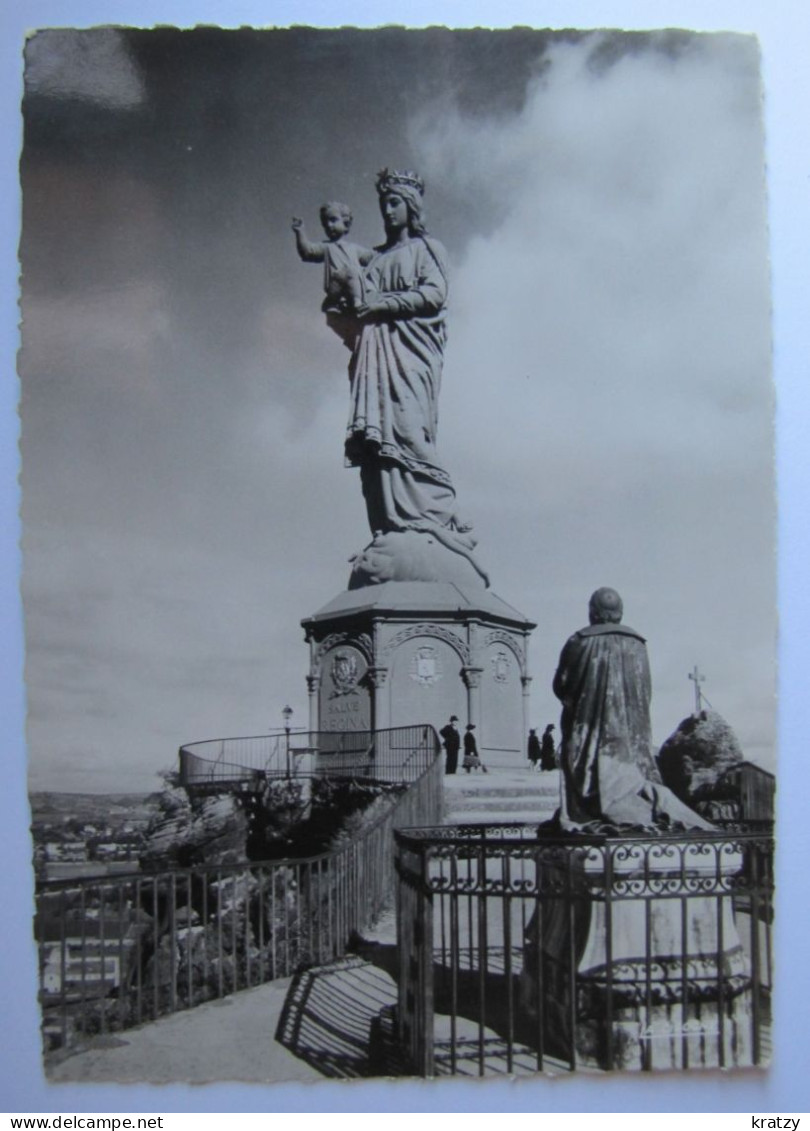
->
[411,33,774,760]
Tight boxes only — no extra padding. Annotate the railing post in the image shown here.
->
[749,838,762,1065]
[604,843,615,1071]
[417,845,435,1077]
[58,887,67,1050]
[98,881,108,1035]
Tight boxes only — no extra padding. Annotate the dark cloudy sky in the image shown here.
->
[18,24,774,793]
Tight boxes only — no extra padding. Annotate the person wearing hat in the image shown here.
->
[439,715,461,775]
[527,728,541,770]
[540,723,557,772]
[462,723,484,772]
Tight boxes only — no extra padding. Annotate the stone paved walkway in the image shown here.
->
[46,976,323,1084]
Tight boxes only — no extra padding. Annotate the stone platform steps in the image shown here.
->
[442,768,560,826]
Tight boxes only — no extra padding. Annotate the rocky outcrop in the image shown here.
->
[657,710,744,817]
[124,775,409,1026]
[139,789,249,872]
[140,774,400,871]
[136,863,320,1013]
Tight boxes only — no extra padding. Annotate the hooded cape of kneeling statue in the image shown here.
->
[553,618,711,829]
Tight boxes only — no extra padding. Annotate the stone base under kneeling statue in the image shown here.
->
[520,834,759,1071]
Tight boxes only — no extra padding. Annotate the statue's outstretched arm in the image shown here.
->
[291,220,326,263]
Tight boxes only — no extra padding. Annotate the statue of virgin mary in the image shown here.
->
[338,169,488,589]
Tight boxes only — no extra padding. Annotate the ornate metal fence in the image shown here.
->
[395,823,774,1077]
[37,726,442,1053]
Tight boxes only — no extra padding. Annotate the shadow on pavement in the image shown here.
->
[274,954,398,1078]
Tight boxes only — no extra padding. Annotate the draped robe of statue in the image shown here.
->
[553,623,710,827]
[344,234,482,578]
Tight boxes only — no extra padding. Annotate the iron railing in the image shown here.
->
[178,724,437,791]
[395,823,773,1077]
[37,725,442,1053]
[178,731,299,790]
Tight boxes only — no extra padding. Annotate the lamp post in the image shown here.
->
[282,704,293,779]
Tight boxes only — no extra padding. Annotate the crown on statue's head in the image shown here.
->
[375,167,425,196]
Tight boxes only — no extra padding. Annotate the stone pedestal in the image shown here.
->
[301,581,535,769]
[522,837,757,1070]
